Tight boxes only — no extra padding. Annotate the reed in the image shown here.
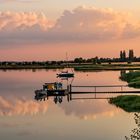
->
[109,95,140,112]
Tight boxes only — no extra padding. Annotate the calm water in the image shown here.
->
[0,69,138,140]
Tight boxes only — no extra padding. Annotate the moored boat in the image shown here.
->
[57,71,74,77]
[35,82,66,100]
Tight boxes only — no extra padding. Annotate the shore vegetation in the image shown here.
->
[109,95,140,112]
[120,71,140,88]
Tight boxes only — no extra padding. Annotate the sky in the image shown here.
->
[0,0,140,60]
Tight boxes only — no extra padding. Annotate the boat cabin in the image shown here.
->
[43,82,63,91]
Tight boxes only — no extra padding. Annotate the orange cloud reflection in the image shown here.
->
[59,99,123,120]
[0,96,48,116]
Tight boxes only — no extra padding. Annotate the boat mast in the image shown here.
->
[66,52,68,70]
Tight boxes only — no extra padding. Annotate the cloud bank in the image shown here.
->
[0,11,52,31]
[0,6,140,44]
[0,96,48,116]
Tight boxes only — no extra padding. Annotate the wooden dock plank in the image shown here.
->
[72,85,127,88]
[71,91,140,94]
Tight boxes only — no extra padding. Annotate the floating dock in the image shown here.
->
[34,84,140,103]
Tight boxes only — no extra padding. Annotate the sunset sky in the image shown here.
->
[1,0,140,61]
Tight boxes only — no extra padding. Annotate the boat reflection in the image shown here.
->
[34,83,113,104]
[53,96,63,104]
[34,82,69,104]
[35,76,75,104]
[34,81,130,104]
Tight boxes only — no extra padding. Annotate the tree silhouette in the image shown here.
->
[129,50,134,61]
[120,50,126,61]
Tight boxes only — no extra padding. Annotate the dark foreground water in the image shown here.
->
[0,69,138,140]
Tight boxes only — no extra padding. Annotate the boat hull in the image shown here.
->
[57,73,74,77]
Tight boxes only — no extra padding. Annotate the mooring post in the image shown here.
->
[67,94,70,102]
[70,84,72,93]
[70,84,72,100]
[95,86,96,93]
[67,85,69,93]
[95,86,97,98]
[66,85,69,102]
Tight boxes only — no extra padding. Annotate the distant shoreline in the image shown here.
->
[1,63,140,71]
[0,65,64,70]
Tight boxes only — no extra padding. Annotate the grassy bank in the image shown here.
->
[109,95,140,112]
[0,65,65,70]
[74,64,140,71]
[1,63,140,70]
[120,71,140,88]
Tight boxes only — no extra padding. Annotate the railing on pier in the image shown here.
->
[66,84,140,101]
[69,84,133,94]
[34,84,140,103]
[71,85,128,93]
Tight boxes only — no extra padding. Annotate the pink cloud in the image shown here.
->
[0,11,53,31]
[0,6,140,44]
[53,6,140,41]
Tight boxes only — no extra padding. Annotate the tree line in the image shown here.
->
[120,50,134,62]
[74,49,139,64]
[0,49,139,66]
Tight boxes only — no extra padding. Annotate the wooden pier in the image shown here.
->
[35,84,140,103]
[62,84,140,102]
[69,84,140,94]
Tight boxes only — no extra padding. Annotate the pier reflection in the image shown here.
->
[35,76,75,104]
[34,73,140,104]
[34,82,140,104]
[125,113,140,140]
[34,83,117,104]
[34,82,66,104]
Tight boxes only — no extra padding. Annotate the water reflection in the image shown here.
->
[34,82,133,104]
[0,96,48,116]
[34,82,124,120]
[0,70,138,140]
[34,84,113,104]
[34,77,74,104]
[34,82,66,104]
[125,113,140,140]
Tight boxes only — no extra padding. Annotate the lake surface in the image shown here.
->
[0,69,139,140]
